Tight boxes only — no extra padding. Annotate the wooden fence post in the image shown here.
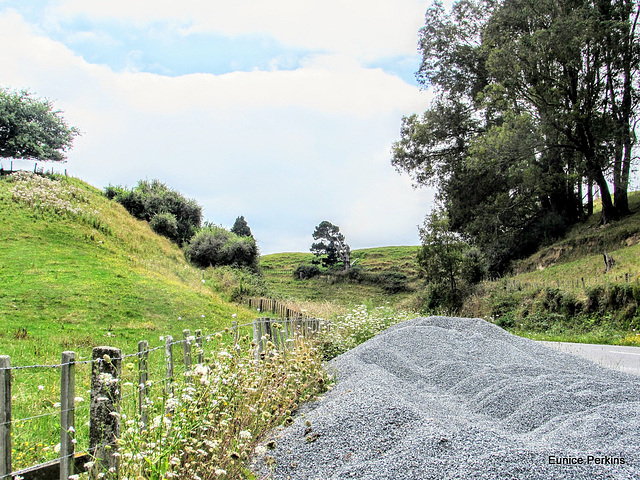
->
[60,351,76,480]
[165,336,174,396]
[183,330,192,369]
[195,330,203,365]
[253,318,262,360]
[232,322,238,345]
[138,341,149,430]
[90,346,122,479]
[183,330,192,382]
[0,355,11,479]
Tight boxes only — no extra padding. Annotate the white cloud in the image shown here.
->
[54,0,428,61]
[0,9,435,253]
[108,54,426,118]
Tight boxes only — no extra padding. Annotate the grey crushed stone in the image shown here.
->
[254,316,640,479]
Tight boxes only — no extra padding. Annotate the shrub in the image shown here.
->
[208,266,268,300]
[105,179,202,245]
[185,226,259,271]
[377,272,409,293]
[149,212,179,243]
[294,264,322,280]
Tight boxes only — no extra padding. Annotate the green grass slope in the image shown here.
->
[0,172,254,366]
[260,245,421,306]
[463,191,640,345]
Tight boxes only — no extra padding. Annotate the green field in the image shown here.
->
[260,246,421,307]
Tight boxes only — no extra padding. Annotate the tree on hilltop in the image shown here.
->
[311,221,351,270]
[0,87,80,162]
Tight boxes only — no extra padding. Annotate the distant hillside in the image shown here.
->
[260,246,421,306]
[0,172,254,365]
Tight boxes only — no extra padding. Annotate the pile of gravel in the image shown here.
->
[254,317,640,479]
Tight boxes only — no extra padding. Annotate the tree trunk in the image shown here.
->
[594,169,618,224]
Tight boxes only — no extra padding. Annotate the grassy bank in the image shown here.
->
[0,172,257,469]
[460,193,640,345]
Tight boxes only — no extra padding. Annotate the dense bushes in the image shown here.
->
[293,264,410,293]
[105,180,261,273]
[149,211,179,243]
[294,264,321,279]
[184,225,259,271]
[105,180,202,245]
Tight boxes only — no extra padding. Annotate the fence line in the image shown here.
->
[1,322,245,479]
[496,271,639,293]
[245,297,311,320]
[0,317,324,480]
[252,317,326,360]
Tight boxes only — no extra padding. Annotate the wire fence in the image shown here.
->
[0,320,254,480]
[0,316,327,480]
[494,271,639,293]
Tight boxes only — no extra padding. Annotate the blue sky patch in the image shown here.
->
[3,2,322,76]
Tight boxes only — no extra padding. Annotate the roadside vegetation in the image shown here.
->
[0,171,415,477]
[0,171,262,471]
[460,194,640,346]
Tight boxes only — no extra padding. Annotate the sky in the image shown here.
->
[0,0,442,254]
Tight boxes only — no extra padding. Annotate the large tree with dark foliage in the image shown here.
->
[393,0,640,274]
[310,221,351,270]
[0,88,80,162]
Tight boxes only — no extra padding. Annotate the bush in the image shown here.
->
[185,226,259,271]
[420,282,466,314]
[208,266,267,300]
[105,179,202,245]
[150,212,179,243]
[294,264,321,280]
[378,272,410,293]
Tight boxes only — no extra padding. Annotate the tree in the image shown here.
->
[417,209,485,312]
[393,0,640,273]
[310,221,351,270]
[231,215,253,238]
[483,0,640,222]
[0,88,80,162]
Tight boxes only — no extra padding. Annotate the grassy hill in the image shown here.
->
[260,246,421,307]
[261,193,640,346]
[0,171,255,367]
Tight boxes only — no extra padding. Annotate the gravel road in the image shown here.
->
[254,317,640,479]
